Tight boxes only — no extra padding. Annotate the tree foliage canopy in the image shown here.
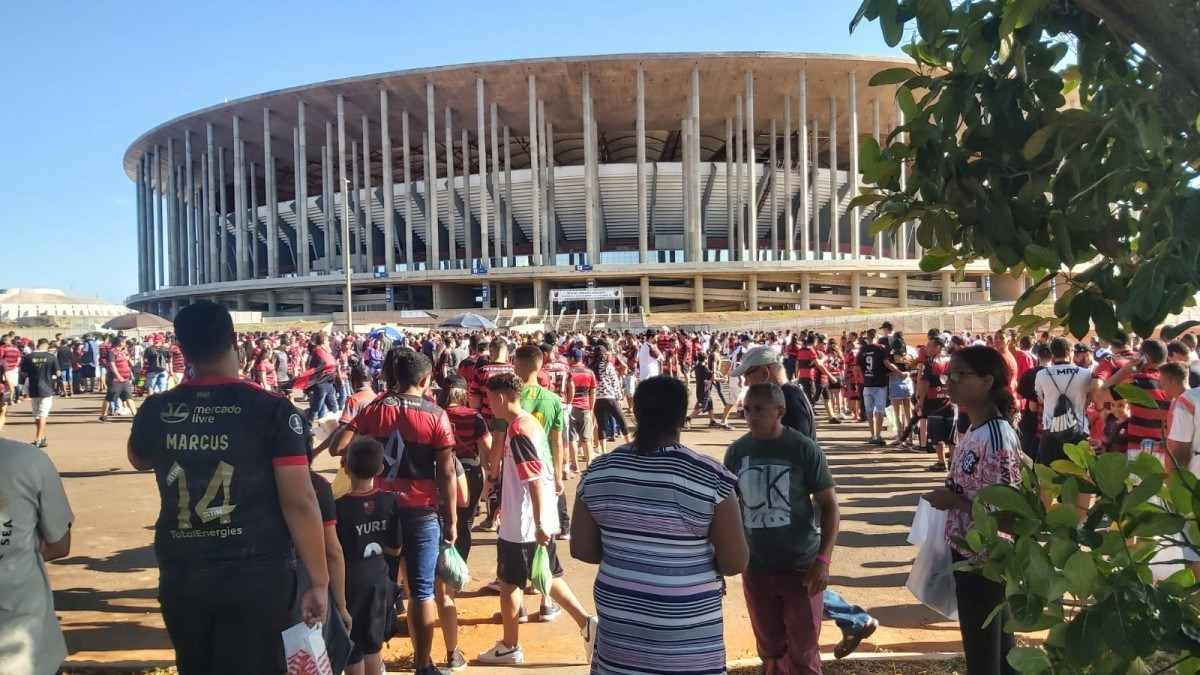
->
[850,0,1200,338]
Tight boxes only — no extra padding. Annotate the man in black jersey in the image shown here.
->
[128,301,330,675]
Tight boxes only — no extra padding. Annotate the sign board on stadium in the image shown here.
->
[550,287,622,302]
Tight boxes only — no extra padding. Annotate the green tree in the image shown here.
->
[850,0,1200,338]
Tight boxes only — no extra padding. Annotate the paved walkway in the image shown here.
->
[9,393,962,672]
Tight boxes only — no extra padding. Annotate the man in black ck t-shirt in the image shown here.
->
[857,338,891,445]
[128,301,330,675]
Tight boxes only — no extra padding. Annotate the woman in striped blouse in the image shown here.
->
[571,376,748,674]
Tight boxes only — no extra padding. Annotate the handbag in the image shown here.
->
[905,497,958,620]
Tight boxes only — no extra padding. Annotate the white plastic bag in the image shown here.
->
[283,622,334,675]
[905,498,958,620]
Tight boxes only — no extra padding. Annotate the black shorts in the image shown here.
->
[798,379,825,404]
[81,365,96,379]
[497,539,564,589]
[106,381,132,402]
[159,560,297,675]
[346,557,396,662]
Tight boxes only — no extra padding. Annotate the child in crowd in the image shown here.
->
[336,438,403,675]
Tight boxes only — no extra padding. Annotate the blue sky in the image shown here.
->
[0,1,897,303]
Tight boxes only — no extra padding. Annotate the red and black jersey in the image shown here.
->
[129,377,311,566]
[923,355,951,400]
[794,347,821,381]
[445,404,487,462]
[0,344,21,371]
[569,365,597,410]
[474,361,515,420]
[109,348,133,382]
[1115,367,1171,451]
[349,393,455,510]
[335,489,402,563]
[99,343,111,368]
[1094,349,1137,382]
[656,333,676,354]
[169,344,186,372]
[540,359,571,401]
[457,355,480,387]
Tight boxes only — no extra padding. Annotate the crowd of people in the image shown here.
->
[8,307,1200,675]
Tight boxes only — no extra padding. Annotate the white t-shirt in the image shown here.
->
[1168,388,1200,475]
[499,412,560,543]
[1035,363,1093,434]
[0,439,73,675]
[636,342,661,380]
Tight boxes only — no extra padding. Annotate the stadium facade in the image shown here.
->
[123,52,1004,318]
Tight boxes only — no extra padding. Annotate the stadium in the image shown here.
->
[123,52,1009,320]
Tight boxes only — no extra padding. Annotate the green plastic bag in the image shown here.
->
[437,543,471,592]
[530,544,553,598]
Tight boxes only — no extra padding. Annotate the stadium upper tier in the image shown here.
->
[124,52,1000,316]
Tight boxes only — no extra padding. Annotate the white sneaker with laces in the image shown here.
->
[478,641,525,665]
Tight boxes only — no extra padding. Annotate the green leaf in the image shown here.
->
[977,484,1036,519]
[1050,459,1090,479]
[1046,503,1079,530]
[1114,383,1158,409]
[919,250,955,272]
[1092,452,1128,498]
[848,0,878,33]
[1063,440,1095,469]
[1023,244,1059,270]
[1091,299,1119,341]
[1124,474,1163,514]
[879,0,903,46]
[1069,292,1092,340]
[1167,471,1196,516]
[1007,646,1051,673]
[1022,125,1057,161]
[869,67,919,86]
[1013,285,1052,315]
[1162,320,1200,341]
[1065,610,1103,665]
[1062,550,1099,598]
[896,86,919,123]
[1129,512,1185,537]
[869,213,899,236]
[847,192,889,211]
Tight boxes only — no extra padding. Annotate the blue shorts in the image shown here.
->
[863,386,888,415]
[397,509,441,602]
[59,368,72,383]
[888,376,913,401]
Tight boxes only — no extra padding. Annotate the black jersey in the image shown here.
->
[130,376,311,566]
[335,490,402,564]
[311,472,336,526]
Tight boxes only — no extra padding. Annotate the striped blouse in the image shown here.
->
[577,443,737,675]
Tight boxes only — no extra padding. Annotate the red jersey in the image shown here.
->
[656,334,676,354]
[540,359,571,402]
[254,358,278,388]
[1095,349,1137,382]
[923,355,952,400]
[169,344,186,372]
[1119,367,1171,451]
[474,361,515,420]
[108,348,133,382]
[445,404,487,462]
[0,345,20,370]
[99,343,111,368]
[794,347,821,381]
[349,392,456,509]
[568,365,597,410]
[339,387,378,424]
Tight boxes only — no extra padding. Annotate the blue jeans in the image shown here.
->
[334,379,350,411]
[307,382,337,421]
[147,371,168,394]
[398,509,441,602]
[824,589,872,634]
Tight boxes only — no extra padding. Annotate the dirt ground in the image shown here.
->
[15,392,967,673]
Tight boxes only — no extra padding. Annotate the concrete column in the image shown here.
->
[233,116,246,280]
[302,288,313,314]
[690,65,702,262]
[800,272,811,310]
[362,115,373,271]
[734,95,743,261]
[504,125,515,267]
[941,271,954,307]
[324,121,335,269]
[425,82,439,270]
[896,104,909,260]
[206,126,217,281]
[810,116,819,259]
[769,118,778,260]
[401,110,415,270]
[136,155,146,292]
[636,67,648,264]
[431,282,444,310]
[152,146,161,290]
[527,73,541,266]
[692,275,705,313]
[898,272,909,308]
[640,276,650,313]
[725,117,734,262]
[444,106,457,267]
[547,119,558,264]
[351,141,360,264]
[267,291,278,315]
[783,98,792,261]
[250,161,259,278]
[461,126,473,264]
[490,103,502,265]
[681,116,691,262]
[336,96,352,268]
[745,71,757,262]
[184,131,195,285]
[533,279,547,313]
[829,95,839,260]
[747,273,759,312]
[872,97,883,258]
[848,72,861,260]
[264,109,278,278]
[199,151,207,284]
[582,72,597,265]
[539,99,550,263]
[236,294,248,311]
[297,100,309,275]
[381,91,395,273]
[218,145,226,279]
[292,129,303,273]
[850,272,862,309]
[167,139,177,286]
[475,78,490,267]
[799,71,810,261]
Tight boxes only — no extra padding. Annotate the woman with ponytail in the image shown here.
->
[924,345,1023,675]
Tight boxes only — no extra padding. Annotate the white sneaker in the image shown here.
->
[478,641,524,665]
[582,615,600,662]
